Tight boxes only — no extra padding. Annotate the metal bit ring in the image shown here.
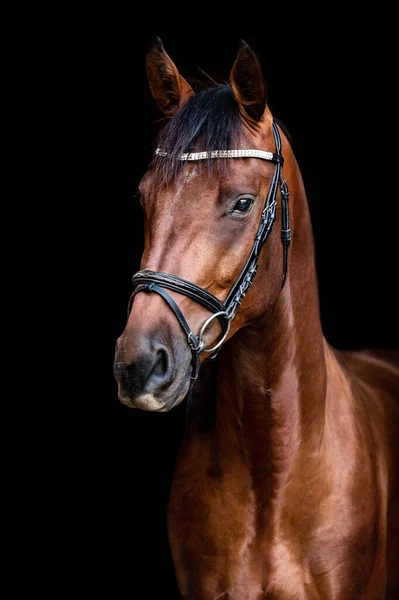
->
[198,311,231,354]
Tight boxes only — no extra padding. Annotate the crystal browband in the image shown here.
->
[155,148,282,163]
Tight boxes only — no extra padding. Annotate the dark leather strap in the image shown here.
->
[130,283,202,379]
[280,178,291,289]
[132,270,226,317]
[271,153,284,164]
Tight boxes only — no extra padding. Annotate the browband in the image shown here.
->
[155,148,283,163]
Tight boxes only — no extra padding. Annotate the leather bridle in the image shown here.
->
[128,122,290,380]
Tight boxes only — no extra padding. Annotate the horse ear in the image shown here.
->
[230,40,267,125]
[146,37,194,117]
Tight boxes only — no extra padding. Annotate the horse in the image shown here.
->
[113,38,399,599]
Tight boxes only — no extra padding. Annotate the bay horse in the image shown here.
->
[114,38,399,599]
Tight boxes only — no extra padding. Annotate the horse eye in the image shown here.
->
[233,196,254,213]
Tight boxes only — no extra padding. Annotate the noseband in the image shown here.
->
[128,122,290,380]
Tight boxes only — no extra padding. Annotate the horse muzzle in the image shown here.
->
[114,316,192,411]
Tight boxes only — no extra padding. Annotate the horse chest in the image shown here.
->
[168,473,381,599]
[168,477,315,599]
[170,527,314,599]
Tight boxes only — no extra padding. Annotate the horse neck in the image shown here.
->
[192,153,328,489]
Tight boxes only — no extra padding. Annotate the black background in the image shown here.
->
[77,26,398,598]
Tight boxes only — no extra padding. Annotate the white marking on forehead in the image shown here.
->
[183,166,198,184]
[173,166,199,197]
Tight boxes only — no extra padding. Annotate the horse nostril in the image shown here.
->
[114,339,173,397]
[145,343,173,393]
[152,346,170,379]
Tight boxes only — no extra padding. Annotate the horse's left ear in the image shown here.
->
[230,40,267,125]
[146,37,194,117]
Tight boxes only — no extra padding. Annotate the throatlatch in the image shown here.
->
[129,122,291,379]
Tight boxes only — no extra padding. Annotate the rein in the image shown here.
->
[128,122,290,380]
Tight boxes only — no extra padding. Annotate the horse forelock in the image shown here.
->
[151,85,245,186]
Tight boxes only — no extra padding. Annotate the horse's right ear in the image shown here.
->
[146,37,194,117]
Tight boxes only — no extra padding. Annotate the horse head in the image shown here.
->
[114,38,292,411]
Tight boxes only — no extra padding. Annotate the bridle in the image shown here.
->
[128,121,291,380]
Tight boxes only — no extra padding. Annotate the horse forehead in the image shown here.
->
[169,160,267,197]
[151,171,216,208]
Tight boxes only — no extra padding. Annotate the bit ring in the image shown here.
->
[198,311,231,354]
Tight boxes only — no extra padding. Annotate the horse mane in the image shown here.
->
[151,85,244,185]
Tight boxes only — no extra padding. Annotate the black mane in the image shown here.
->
[152,85,244,184]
